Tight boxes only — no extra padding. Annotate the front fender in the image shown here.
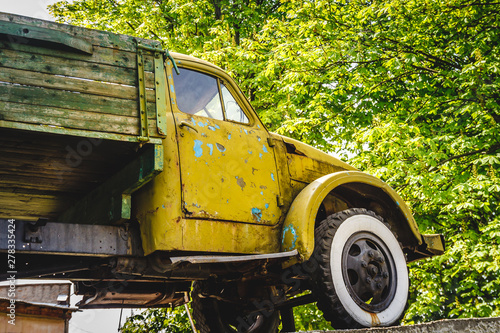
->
[280,171,423,260]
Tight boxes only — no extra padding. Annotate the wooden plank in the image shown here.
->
[0,175,99,192]
[0,193,72,220]
[0,101,141,135]
[0,120,163,144]
[0,67,157,102]
[0,111,160,139]
[0,83,158,118]
[0,40,153,71]
[0,157,119,182]
[0,48,156,87]
[0,12,160,53]
[0,21,93,54]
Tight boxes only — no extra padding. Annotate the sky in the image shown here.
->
[1,2,139,332]
[1,0,57,21]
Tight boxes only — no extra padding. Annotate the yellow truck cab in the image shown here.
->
[0,13,444,332]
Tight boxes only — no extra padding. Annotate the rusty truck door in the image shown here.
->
[169,66,281,225]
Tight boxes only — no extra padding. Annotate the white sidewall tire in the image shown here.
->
[329,214,409,327]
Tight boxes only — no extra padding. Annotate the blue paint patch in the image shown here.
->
[260,191,264,195]
[259,153,263,159]
[248,150,253,154]
[207,143,214,155]
[214,124,220,129]
[257,136,261,141]
[282,224,298,249]
[271,173,275,181]
[162,204,166,209]
[251,208,262,222]
[228,134,232,140]
[191,118,197,126]
[193,140,203,157]
[265,203,269,209]
[208,125,216,131]
[171,97,175,105]
[170,84,175,93]
[244,129,248,135]
[262,144,269,153]
[198,121,206,127]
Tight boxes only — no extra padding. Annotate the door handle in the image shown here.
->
[179,121,198,133]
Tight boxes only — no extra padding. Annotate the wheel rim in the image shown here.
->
[341,231,397,313]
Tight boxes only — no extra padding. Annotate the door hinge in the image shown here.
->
[267,137,275,147]
[277,195,284,207]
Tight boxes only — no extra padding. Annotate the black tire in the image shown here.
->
[191,281,280,333]
[310,208,409,328]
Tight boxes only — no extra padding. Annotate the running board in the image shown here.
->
[170,250,299,265]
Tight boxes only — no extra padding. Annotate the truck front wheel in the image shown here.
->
[311,208,408,328]
[191,281,280,333]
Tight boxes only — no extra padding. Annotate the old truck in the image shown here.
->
[0,12,444,332]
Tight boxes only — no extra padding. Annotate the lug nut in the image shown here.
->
[377,256,385,263]
[376,283,383,289]
[366,277,372,283]
[361,261,368,268]
[368,251,374,258]
[382,272,389,278]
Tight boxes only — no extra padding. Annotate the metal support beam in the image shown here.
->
[280,307,296,333]
[0,219,143,256]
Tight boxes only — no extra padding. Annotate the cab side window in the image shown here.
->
[172,68,224,120]
[221,83,249,123]
[173,68,249,124]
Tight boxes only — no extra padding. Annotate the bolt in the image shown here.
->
[382,272,389,278]
[366,277,372,283]
[377,256,385,263]
[376,283,383,289]
[368,251,374,258]
[369,266,379,275]
[361,261,368,268]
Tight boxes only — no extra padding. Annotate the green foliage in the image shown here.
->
[120,306,193,333]
[51,0,500,328]
[292,302,332,331]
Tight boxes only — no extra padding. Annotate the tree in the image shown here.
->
[51,0,500,327]
[119,306,193,333]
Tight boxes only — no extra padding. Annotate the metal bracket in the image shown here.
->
[136,41,150,142]
[137,41,169,137]
[24,218,48,243]
[154,51,167,136]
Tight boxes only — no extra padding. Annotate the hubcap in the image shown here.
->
[341,231,397,312]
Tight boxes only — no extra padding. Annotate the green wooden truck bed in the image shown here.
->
[0,12,165,222]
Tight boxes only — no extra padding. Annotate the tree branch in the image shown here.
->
[429,144,500,172]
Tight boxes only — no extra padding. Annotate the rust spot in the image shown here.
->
[259,185,267,189]
[251,167,258,175]
[146,207,159,215]
[216,143,226,152]
[236,177,246,190]
[369,312,381,326]
[197,210,217,219]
